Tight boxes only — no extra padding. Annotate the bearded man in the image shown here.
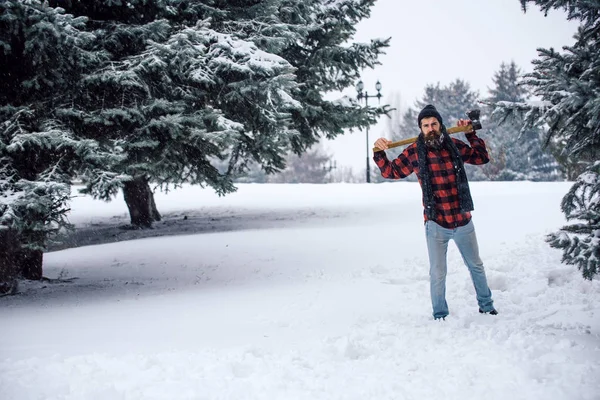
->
[373,104,497,320]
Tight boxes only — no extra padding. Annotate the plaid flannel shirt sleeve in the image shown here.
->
[373,145,414,179]
[455,133,490,165]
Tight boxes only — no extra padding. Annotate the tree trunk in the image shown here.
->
[123,177,161,228]
[150,189,161,222]
[0,229,20,294]
[19,248,44,280]
[18,229,45,280]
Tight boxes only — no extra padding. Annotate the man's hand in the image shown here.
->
[374,137,392,151]
[457,118,474,133]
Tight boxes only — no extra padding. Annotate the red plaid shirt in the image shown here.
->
[373,133,489,228]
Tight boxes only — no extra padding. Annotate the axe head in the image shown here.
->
[466,109,482,131]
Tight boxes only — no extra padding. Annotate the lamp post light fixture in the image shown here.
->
[356,79,382,183]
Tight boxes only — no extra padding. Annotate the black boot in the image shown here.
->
[479,308,498,315]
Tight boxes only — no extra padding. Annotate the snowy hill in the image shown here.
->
[1,182,598,400]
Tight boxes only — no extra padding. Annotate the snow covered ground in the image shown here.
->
[1,182,599,400]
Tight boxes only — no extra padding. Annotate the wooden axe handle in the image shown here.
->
[372,125,475,152]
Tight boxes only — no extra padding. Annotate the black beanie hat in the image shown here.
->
[417,104,443,127]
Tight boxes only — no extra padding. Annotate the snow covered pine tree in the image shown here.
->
[54,0,390,228]
[398,80,485,181]
[492,0,599,279]
[0,1,116,288]
[484,61,561,181]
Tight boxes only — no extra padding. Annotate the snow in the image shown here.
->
[276,89,302,110]
[332,95,355,108]
[1,182,599,400]
[0,185,20,206]
[579,171,598,185]
[526,100,553,109]
[208,31,293,75]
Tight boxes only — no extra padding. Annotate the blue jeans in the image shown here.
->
[425,220,494,319]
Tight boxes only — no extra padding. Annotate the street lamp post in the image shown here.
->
[356,80,382,183]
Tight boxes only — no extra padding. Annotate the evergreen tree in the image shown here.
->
[492,0,599,279]
[389,99,416,144]
[278,0,390,150]
[396,80,484,181]
[382,107,419,182]
[484,61,562,181]
[390,81,478,141]
[0,0,116,287]
[329,166,361,183]
[269,145,333,183]
[415,80,480,129]
[549,163,600,279]
[50,0,192,227]
[54,0,389,228]
[234,144,336,184]
[385,91,405,141]
[396,108,418,141]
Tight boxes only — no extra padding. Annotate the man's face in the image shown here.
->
[420,117,442,149]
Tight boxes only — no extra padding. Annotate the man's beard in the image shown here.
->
[424,131,443,149]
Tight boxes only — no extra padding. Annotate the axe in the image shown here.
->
[373,109,482,152]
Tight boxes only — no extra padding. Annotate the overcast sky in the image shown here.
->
[324,0,580,175]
